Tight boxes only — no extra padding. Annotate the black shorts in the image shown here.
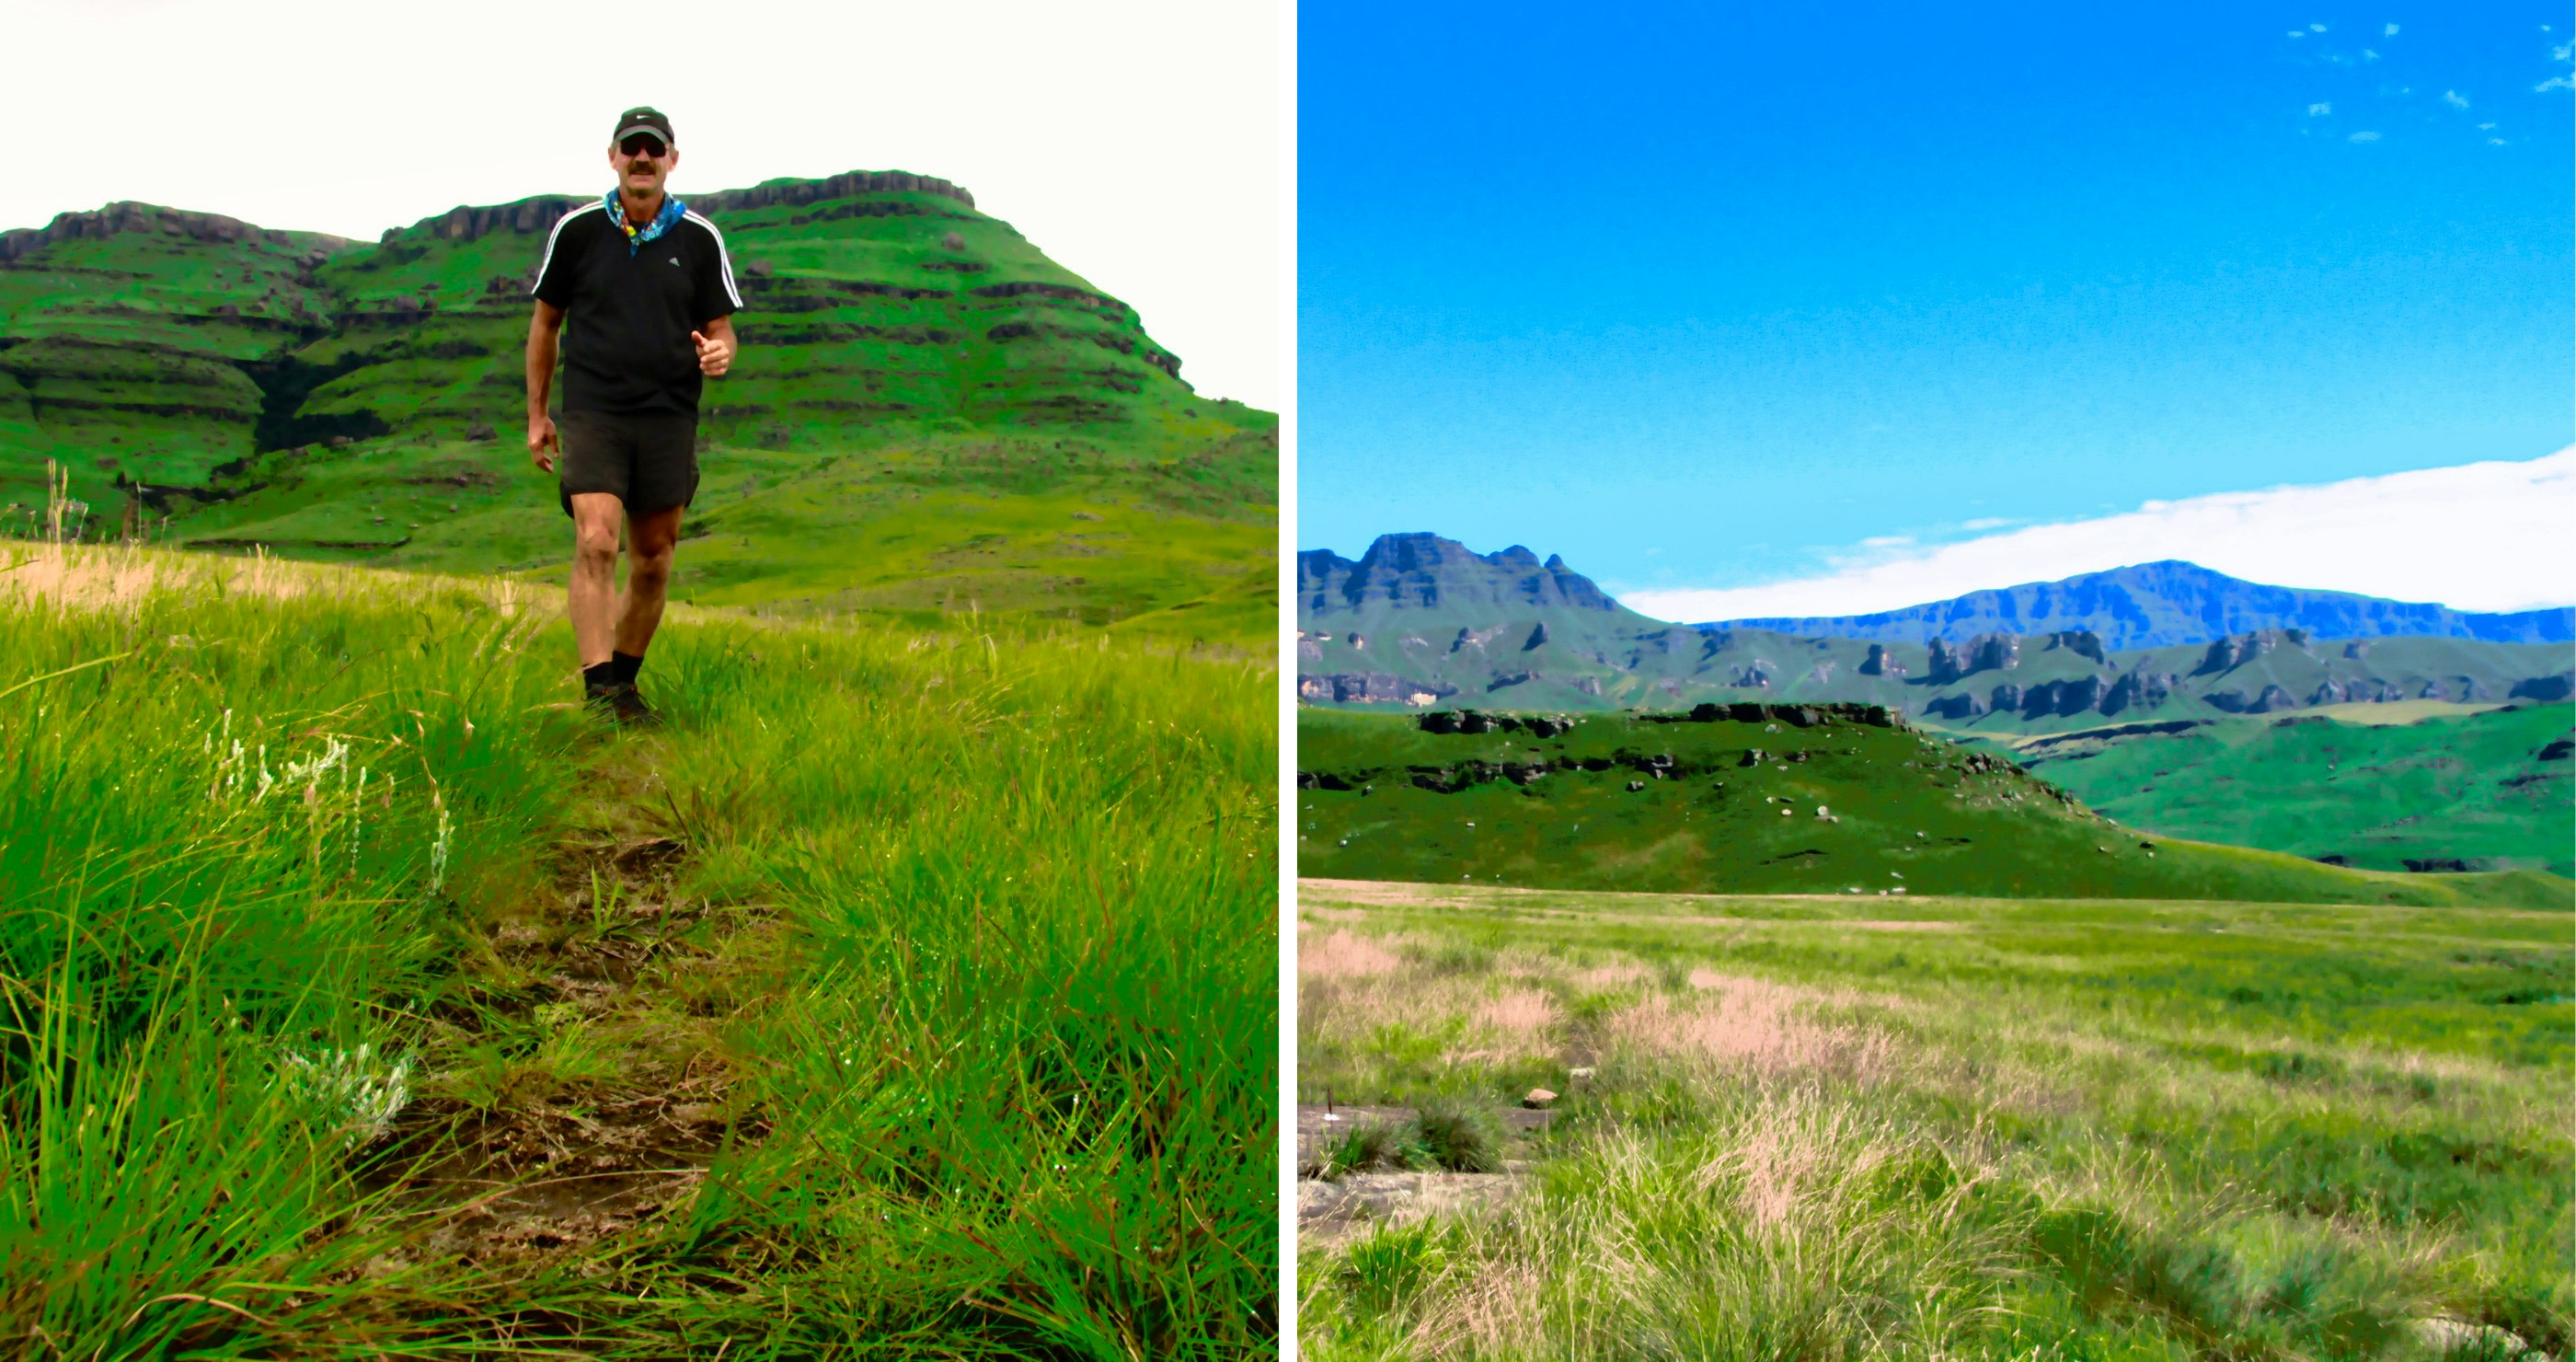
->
[557,410,699,517]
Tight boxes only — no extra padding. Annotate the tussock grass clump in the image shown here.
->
[1409,1101,1506,1175]
[1316,1120,1425,1181]
[1308,1094,2016,1359]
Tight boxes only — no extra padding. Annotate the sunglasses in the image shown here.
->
[618,134,668,157]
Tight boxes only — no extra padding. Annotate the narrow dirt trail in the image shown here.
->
[371,745,778,1272]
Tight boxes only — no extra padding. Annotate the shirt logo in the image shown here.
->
[668,257,682,267]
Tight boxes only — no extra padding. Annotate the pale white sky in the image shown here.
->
[1620,448,2576,621]
[4,0,1282,410]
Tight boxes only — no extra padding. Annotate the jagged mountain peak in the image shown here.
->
[1301,533,1633,618]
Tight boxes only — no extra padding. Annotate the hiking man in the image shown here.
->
[526,106,742,723]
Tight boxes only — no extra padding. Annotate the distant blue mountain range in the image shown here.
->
[1691,560,2575,651]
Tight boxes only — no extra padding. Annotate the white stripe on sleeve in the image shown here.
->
[530,201,605,297]
[683,211,744,310]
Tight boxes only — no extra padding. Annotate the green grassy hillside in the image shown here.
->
[1296,705,2570,906]
[1991,702,2576,878]
[1305,615,2568,733]
[0,203,351,520]
[2,179,1274,639]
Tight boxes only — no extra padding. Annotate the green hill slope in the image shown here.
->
[0,203,352,519]
[1,177,1273,637]
[1295,704,2570,906]
[1993,702,2576,878]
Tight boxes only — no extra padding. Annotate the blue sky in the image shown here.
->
[1298,2,2575,616]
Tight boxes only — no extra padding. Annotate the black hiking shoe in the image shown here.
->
[584,682,661,728]
[607,683,661,728]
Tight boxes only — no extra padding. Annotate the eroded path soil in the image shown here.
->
[370,752,779,1272]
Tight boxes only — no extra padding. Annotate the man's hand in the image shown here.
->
[692,327,735,376]
[529,413,559,473]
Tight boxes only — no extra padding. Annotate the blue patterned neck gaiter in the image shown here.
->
[607,190,687,255]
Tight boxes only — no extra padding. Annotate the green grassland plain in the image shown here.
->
[1976,703,2575,879]
[0,543,1273,1357]
[1295,707,2570,909]
[1296,879,2572,1359]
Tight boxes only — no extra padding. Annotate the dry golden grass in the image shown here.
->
[1605,982,1892,1083]
[1303,929,1405,979]
[1475,990,1558,1037]
[0,541,522,611]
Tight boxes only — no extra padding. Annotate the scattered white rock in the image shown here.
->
[1523,1088,1558,1108]
[2411,1316,2528,1357]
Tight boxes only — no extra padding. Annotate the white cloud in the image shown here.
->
[2385,22,2399,36]
[2490,136,2510,144]
[2309,22,2329,30]
[1619,450,2576,623]
[2480,121,2498,129]
[2287,29,2306,38]
[2363,48,2380,61]
[2540,75,2576,93]
[2442,89,2471,109]
[2348,130,2382,141]
[1958,517,2015,532]
[2308,102,2333,115]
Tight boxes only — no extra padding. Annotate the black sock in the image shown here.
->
[611,651,645,686]
[582,660,617,692]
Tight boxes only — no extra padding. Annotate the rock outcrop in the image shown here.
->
[1299,673,1455,706]
[0,201,352,263]
[378,170,978,248]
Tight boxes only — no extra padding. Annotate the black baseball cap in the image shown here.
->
[612,107,675,146]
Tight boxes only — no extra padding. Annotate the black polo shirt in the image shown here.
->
[531,199,742,415]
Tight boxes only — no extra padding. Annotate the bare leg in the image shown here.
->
[568,492,627,668]
[614,502,685,659]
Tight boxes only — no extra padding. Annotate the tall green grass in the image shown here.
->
[558,620,1277,1357]
[0,552,576,1356]
[0,547,1278,1357]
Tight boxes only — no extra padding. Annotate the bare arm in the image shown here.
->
[692,315,737,376]
[526,299,565,471]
